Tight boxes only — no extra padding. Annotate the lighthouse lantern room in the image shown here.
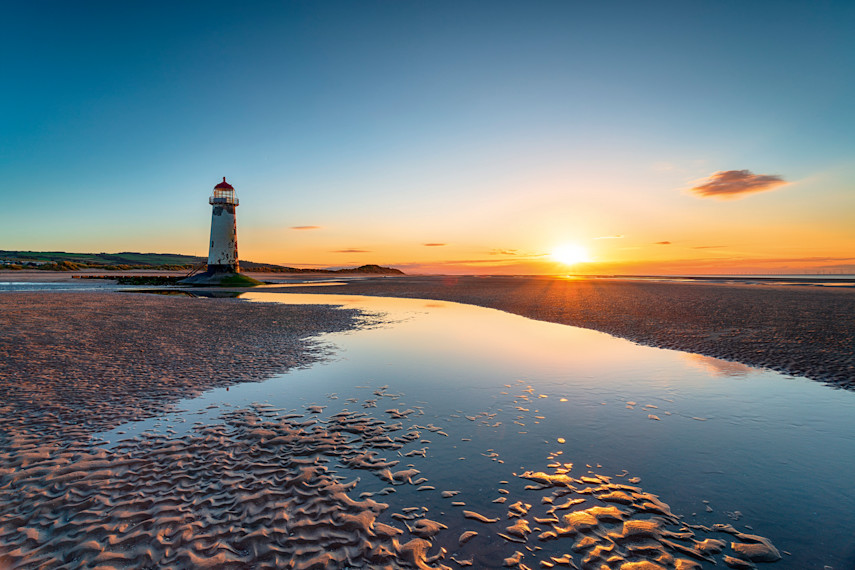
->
[207,177,240,273]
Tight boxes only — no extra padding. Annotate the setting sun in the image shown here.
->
[551,244,592,266]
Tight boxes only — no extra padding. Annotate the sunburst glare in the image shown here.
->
[551,244,592,266]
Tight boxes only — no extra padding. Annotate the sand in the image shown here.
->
[0,403,453,569]
[0,286,790,568]
[0,292,361,437]
[261,276,855,387]
[0,386,782,569]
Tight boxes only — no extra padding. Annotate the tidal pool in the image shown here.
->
[97,292,855,569]
[0,280,124,292]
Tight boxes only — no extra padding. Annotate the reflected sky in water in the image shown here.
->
[99,292,855,568]
[0,281,123,292]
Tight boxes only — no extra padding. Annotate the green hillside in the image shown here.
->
[0,251,404,274]
[0,251,202,270]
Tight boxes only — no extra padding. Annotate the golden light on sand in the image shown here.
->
[551,244,591,266]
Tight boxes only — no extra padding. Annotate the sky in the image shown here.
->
[2,0,854,275]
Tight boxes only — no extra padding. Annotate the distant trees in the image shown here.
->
[39,261,81,271]
[0,261,194,271]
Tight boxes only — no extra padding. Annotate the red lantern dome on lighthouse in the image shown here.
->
[214,177,233,189]
[210,177,239,206]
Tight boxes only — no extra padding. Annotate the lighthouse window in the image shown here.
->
[211,241,214,247]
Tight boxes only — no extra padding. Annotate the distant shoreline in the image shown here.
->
[0,269,401,282]
[3,269,853,287]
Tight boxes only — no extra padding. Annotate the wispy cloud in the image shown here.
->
[594,235,624,240]
[331,248,370,253]
[690,170,786,199]
[398,258,530,267]
[654,241,672,245]
[488,249,549,259]
[740,256,855,264]
[423,243,446,247]
[291,225,321,230]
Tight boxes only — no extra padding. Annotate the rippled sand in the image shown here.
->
[1,396,782,569]
[0,292,783,568]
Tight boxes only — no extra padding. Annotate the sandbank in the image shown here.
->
[0,292,360,436]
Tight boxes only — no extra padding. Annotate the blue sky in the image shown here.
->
[3,1,853,273]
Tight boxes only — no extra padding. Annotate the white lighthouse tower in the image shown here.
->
[182,177,259,286]
[207,177,239,273]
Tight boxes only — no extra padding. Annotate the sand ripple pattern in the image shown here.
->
[0,406,450,569]
[498,467,782,569]
[0,400,783,569]
[0,293,784,568]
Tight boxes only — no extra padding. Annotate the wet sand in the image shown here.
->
[0,290,788,568]
[262,276,855,388]
[1,392,780,570]
[0,292,362,436]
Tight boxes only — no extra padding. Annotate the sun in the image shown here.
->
[551,244,591,266]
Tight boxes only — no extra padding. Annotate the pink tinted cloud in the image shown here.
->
[690,170,786,199]
[423,243,447,247]
[332,249,370,253]
[291,225,321,230]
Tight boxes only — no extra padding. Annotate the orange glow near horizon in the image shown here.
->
[238,210,855,276]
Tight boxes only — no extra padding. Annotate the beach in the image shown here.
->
[0,291,410,569]
[0,277,849,568]
[0,291,362,436]
[262,275,855,388]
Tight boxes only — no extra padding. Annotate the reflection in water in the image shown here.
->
[682,353,754,377]
[0,281,121,292]
[91,292,854,569]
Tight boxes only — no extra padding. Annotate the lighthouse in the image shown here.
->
[181,177,260,286]
[207,177,239,273]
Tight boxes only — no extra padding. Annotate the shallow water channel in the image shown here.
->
[99,292,855,569]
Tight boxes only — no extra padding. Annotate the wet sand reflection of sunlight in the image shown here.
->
[682,353,754,377]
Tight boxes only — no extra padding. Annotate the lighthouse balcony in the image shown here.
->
[209,196,239,205]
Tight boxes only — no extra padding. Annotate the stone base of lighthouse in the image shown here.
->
[179,269,263,287]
